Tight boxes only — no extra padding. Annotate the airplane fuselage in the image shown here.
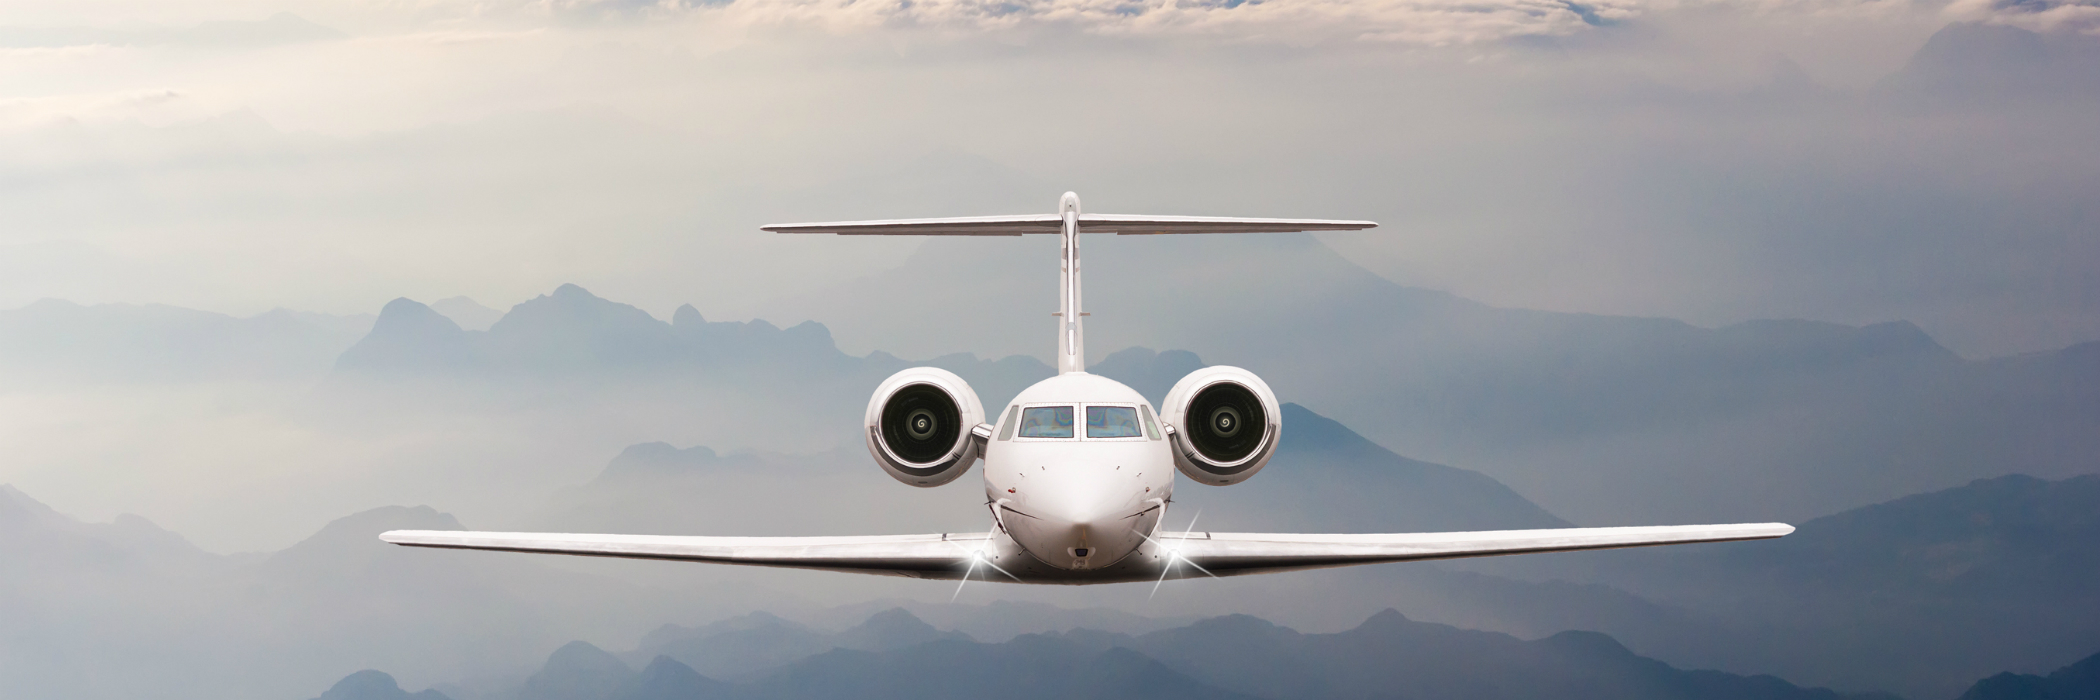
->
[981,372,1174,576]
[379,192,1797,586]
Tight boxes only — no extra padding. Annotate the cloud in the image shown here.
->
[0,12,345,50]
[1946,0,2100,33]
[677,0,1620,45]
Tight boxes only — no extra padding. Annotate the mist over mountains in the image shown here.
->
[6,415,2096,699]
[316,603,2100,700]
[5,11,2099,700]
[761,226,2099,527]
[0,298,372,386]
[0,246,2093,699]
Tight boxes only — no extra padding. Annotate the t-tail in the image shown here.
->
[761,192,1377,373]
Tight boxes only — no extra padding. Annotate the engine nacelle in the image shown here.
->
[865,367,986,487]
[1160,366,1281,485]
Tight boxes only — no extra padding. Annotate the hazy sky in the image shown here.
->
[1,0,2095,360]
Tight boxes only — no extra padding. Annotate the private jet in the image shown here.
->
[381,192,1793,584]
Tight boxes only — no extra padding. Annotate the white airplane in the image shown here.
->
[381,192,1793,585]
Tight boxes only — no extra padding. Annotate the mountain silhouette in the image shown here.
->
[439,607,1888,700]
[529,399,1562,537]
[309,670,451,700]
[430,297,503,332]
[0,298,369,385]
[1471,473,2100,698]
[1124,609,1895,700]
[1958,649,2100,700]
[520,641,632,700]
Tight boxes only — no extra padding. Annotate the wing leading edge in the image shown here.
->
[1163,523,1795,578]
[380,522,1791,583]
[379,530,986,579]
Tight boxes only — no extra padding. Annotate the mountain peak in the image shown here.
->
[374,298,457,328]
[478,284,679,370]
[615,656,726,699]
[836,607,970,650]
[1358,608,1413,629]
[672,303,704,327]
[1089,347,1206,406]
[522,641,630,700]
[335,298,469,374]
[0,483,69,530]
[267,505,464,571]
[1178,613,1293,640]
[593,442,728,484]
[311,670,451,700]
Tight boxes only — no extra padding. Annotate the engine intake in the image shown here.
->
[1161,366,1280,485]
[866,367,985,487]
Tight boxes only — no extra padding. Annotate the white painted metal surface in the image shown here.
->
[383,192,1795,585]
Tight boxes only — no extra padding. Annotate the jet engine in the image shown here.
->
[865,367,986,487]
[1160,366,1281,485]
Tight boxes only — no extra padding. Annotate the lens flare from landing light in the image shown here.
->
[949,542,1017,602]
[1145,510,1218,599]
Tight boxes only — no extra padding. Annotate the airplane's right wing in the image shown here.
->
[1161,523,1793,578]
[379,530,987,579]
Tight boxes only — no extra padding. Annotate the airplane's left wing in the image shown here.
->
[379,530,985,579]
[1160,523,1794,578]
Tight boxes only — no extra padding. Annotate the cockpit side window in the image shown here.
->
[1018,406,1075,438]
[997,405,1020,441]
[1139,405,1161,440]
[1086,406,1143,438]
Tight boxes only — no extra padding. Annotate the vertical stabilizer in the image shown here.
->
[1058,192,1085,374]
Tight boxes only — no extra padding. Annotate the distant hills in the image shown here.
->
[761,214,2100,526]
[312,670,453,700]
[1464,473,2100,698]
[0,484,751,700]
[321,607,1902,700]
[1958,650,2100,700]
[1880,22,2100,100]
[321,284,1056,460]
[10,264,2096,530]
[529,394,1564,538]
[335,284,1046,398]
[0,298,371,385]
[8,464,2100,699]
[320,280,2099,533]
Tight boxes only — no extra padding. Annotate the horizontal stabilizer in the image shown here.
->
[762,214,1375,236]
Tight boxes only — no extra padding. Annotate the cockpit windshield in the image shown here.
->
[1018,406,1075,438]
[1086,406,1142,438]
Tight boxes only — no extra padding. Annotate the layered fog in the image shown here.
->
[2,3,2098,700]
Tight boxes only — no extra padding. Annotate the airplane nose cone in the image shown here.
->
[1005,468,1142,570]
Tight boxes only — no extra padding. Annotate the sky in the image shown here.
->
[0,0,2095,359]
[5,9,2100,699]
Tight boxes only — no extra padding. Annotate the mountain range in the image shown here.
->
[0,298,371,386]
[321,606,1917,700]
[307,275,2100,534]
[5,420,2097,699]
